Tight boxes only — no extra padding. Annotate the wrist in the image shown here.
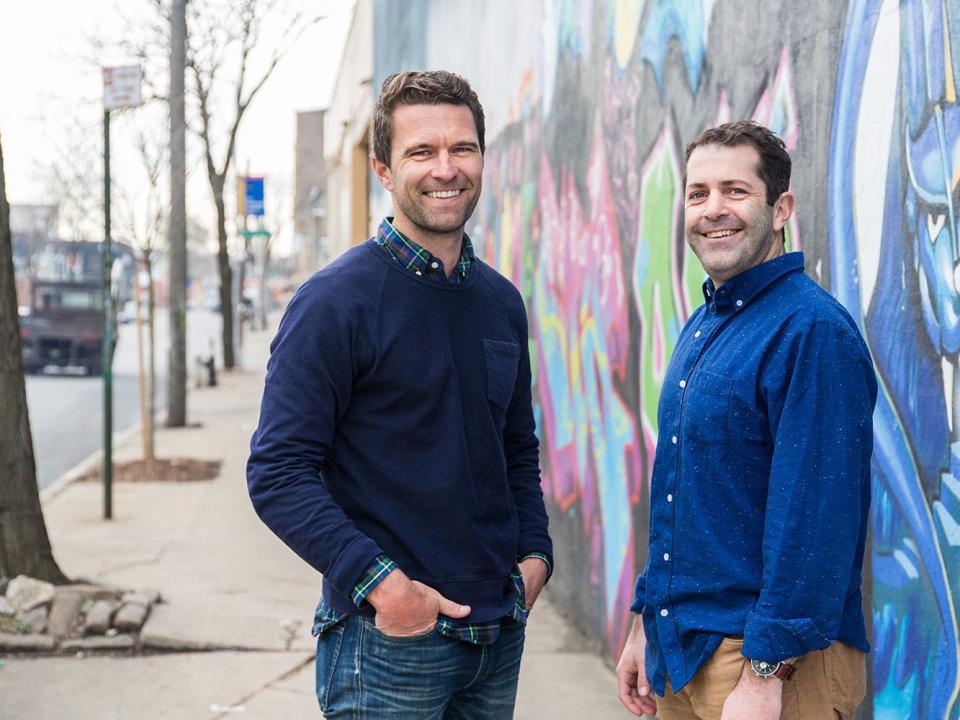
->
[742,656,795,686]
[738,666,783,693]
[366,567,408,610]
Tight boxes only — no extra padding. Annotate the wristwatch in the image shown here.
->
[749,658,796,681]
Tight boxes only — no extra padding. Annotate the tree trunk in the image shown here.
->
[0,137,68,584]
[146,255,156,461]
[214,190,235,370]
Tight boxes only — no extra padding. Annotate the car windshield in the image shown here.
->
[35,287,100,310]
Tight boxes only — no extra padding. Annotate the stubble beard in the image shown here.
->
[688,207,776,282]
[395,186,481,237]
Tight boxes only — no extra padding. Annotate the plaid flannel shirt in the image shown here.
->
[374,217,475,282]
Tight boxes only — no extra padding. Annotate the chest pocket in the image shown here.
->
[685,369,733,445]
[483,339,520,412]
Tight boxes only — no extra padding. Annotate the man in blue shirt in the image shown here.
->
[247,71,552,718]
[616,121,877,720]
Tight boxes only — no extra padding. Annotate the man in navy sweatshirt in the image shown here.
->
[247,70,553,719]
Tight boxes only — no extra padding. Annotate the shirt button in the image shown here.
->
[663,553,670,561]
[667,493,673,502]
[660,608,669,617]
[679,379,686,388]
[736,299,744,307]
[431,261,439,269]
[694,330,701,338]
[415,270,422,276]
[671,435,677,445]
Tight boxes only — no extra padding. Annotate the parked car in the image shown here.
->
[19,279,115,376]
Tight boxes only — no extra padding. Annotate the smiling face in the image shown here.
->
[684,143,794,286]
[371,103,483,247]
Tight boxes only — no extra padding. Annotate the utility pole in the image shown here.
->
[167,0,187,427]
[102,108,113,519]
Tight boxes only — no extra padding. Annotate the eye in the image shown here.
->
[727,187,747,196]
[927,212,946,244]
[687,191,706,202]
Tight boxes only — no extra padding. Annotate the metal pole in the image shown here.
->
[167,0,188,427]
[102,109,113,520]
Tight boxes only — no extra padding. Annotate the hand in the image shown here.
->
[366,568,470,637]
[720,667,782,720]
[518,557,549,609]
[616,616,658,716]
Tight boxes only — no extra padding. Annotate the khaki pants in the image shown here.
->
[657,636,867,720]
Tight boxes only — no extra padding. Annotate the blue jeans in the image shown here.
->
[315,615,526,719]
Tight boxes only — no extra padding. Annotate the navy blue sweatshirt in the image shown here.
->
[247,240,553,622]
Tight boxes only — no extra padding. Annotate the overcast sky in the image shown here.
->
[0,0,355,249]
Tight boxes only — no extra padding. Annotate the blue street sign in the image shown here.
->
[244,177,264,217]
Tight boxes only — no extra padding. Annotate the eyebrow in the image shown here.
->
[686,179,755,191]
[399,140,480,159]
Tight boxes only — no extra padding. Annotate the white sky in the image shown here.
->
[0,0,355,252]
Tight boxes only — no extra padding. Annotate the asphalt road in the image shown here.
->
[26,308,225,489]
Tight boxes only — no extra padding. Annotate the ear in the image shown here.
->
[371,155,393,192]
[772,191,795,233]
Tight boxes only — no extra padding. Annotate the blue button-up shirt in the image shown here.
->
[633,252,877,694]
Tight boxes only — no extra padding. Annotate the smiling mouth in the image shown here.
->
[702,228,741,238]
[424,189,463,199]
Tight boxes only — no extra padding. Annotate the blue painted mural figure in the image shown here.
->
[829,1,960,717]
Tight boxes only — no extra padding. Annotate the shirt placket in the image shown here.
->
[655,292,730,685]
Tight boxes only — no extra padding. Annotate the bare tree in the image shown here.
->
[185,0,319,368]
[116,121,168,461]
[0,135,69,584]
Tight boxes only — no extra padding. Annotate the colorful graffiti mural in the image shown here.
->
[372,0,960,714]
[830,0,960,717]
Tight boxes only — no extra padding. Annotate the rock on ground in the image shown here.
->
[47,593,85,639]
[113,602,149,632]
[82,599,118,635]
[16,606,48,634]
[5,576,55,612]
[0,632,56,651]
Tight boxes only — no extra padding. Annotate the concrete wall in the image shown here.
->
[324,0,374,260]
[293,110,326,275]
[370,1,960,716]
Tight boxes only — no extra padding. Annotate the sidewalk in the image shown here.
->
[0,314,631,720]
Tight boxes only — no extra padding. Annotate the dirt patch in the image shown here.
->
[75,458,221,484]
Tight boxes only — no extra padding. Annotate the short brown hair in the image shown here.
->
[372,70,486,166]
[683,120,791,206]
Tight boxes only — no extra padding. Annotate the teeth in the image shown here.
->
[426,190,461,198]
[705,229,738,238]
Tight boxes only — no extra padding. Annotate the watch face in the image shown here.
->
[750,658,780,677]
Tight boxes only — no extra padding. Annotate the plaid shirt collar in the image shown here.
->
[374,217,475,283]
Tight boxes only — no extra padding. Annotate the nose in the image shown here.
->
[702,191,727,220]
[431,151,458,181]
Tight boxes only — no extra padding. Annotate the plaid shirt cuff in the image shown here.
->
[520,552,553,581]
[351,554,398,608]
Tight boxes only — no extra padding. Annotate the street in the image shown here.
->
[26,308,225,489]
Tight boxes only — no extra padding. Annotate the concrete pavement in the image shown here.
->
[0,313,632,719]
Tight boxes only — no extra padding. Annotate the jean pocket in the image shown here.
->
[365,616,437,643]
[315,621,346,713]
[483,339,520,411]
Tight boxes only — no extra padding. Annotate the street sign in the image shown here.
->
[103,66,143,110]
[244,176,265,217]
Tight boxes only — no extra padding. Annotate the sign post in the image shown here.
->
[101,65,142,520]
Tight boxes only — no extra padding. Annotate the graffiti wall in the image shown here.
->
[372,0,960,716]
